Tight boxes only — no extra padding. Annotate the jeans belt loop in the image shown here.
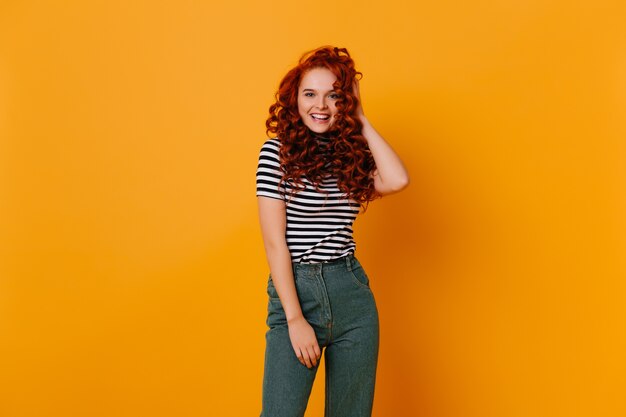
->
[345,254,353,272]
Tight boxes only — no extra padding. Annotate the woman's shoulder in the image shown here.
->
[261,137,281,149]
[258,137,282,164]
[258,137,282,157]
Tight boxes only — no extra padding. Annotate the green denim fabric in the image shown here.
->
[260,254,380,417]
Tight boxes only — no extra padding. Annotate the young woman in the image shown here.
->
[255,46,410,417]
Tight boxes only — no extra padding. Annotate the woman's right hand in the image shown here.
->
[287,316,321,368]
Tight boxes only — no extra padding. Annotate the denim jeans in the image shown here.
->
[260,254,380,417]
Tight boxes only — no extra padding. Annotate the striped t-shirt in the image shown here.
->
[255,136,362,264]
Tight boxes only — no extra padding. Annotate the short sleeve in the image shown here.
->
[256,139,286,201]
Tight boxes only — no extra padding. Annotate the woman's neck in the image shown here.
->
[312,131,333,142]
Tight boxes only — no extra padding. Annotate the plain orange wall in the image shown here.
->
[1,1,625,416]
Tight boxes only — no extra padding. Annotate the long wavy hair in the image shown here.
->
[265,46,380,212]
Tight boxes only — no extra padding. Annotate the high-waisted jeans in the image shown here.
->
[260,254,380,417]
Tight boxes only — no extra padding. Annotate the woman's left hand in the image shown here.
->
[352,78,365,119]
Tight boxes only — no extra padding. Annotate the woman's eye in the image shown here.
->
[304,92,314,97]
[330,93,341,99]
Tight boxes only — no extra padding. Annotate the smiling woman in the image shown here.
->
[297,68,341,133]
[256,45,409,417]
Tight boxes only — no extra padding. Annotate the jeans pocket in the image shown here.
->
[266,274,281,300]
[266,298,287,328]
[349,263,371,289]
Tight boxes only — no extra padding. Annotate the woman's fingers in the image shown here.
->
[302,348,313,368]
[288,317,322,368]
[294,343,320,368]
[294,346,310,368]
[295,347,307,367]
[305,345,318,367]
[295,346,310,368]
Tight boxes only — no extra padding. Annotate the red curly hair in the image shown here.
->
[265,45,380,212]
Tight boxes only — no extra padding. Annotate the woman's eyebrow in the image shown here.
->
[302,88,335,92]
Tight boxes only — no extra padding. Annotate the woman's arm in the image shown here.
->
[257,196,321,368]
[257,196,302,322]
[353,79,410,196]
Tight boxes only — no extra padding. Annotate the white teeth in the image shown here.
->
[311,114,330,120]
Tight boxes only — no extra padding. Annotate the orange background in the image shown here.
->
[1,1,625,416]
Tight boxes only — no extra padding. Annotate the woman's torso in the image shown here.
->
[256,137,362,264]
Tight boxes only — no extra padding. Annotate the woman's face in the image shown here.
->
[297,67,340,134]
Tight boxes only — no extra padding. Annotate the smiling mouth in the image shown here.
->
[310,113,331,122]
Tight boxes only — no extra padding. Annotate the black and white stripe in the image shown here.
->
[256,137,361,264]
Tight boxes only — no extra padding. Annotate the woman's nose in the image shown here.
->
[316,96,328,109]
